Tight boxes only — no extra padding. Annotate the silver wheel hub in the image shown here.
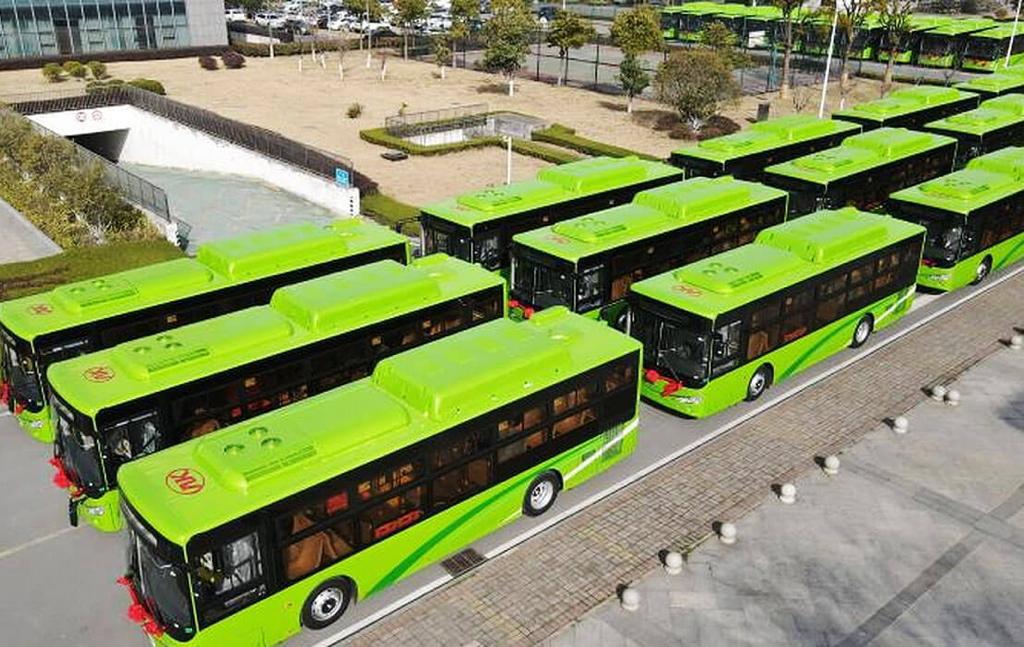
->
[750,373,765,394]
[856,321,870,342]
[530,481,554,510]
[311,588,344,622]
[977,263,988,279]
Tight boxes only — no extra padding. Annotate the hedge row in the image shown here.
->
[510,140,582,164]
[0,241,182,301]
[361,193,421,237]
[360,127,582,164]
[532,123,661,161]
[230,39,359,58]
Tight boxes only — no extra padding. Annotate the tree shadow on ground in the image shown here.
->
[475,82,510,95]
[598,99,627,113]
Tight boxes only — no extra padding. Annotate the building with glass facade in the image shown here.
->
[0,0,226,60]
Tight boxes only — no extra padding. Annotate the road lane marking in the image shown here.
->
[0,526,75,562]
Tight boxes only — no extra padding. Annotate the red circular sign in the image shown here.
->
[673,284,703,297]
[83,366,115,382]
[75,111,87,122]
[28,303,53,315]
[165,468,206,495]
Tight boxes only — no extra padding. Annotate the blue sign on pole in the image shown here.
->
[335,168,351,187]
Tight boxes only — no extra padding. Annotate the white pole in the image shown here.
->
[270,26,275,58]
[818,4,840,119]
[506,136,513,184]
[1007,0,1023,68]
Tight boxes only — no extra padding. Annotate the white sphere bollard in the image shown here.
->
[664,551,684,575]
[620,586,641,611]
[1010,334,1023,350]
[719,522,737,545]
[930,384,947,401]
[823,455,840,476]
[945,389,961,407]
[779,483,797,504]
[892,416,909,434]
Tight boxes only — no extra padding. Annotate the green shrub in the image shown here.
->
[85,79,126,94]
[221,50,246,69]
[86,60,107,79]
[198,55,219,70]
[63,60,86,79]
[347,103,364,119]
[230,39,358,58]
[42,63,63,83]
[361,192,421,236]
[126,78,166,95]
[360,126,582,164]
[511,140,582,164]
[532,123,660,160]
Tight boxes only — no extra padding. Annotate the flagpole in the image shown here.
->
[818,4,840,119]
[1007,0,1023,68]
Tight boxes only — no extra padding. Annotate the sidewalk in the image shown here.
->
[346,272,1024,646]
[550,348,1024,647]
[0,197,60,263]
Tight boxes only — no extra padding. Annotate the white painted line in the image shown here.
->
[314,264,1024,645]
[0,526,75,561]
[0,410,10,417]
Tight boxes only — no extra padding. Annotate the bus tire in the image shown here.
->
[851,314,873,349]
[745,365,772,402]
[523,471,560,517]
[971,256,992,285]
[301,577,353,630]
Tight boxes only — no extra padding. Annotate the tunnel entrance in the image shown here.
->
[69,129,129,162]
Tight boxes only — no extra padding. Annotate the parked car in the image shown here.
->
[254,12,287,28]
[224,7,247,22]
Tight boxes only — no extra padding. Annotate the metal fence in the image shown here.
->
[385,103,489,138]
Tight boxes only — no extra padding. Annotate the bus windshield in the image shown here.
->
[513,255,575,310]
[964,38,1003,60]
[1,331,44,412]
[921,34,952,56]
[917,213,964,265]
[126,525,195,638]
[632,304,711,384]
[423,220,472,262]
[52,397,105,497]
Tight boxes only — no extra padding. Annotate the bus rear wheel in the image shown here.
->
[523,471,560,517]
[302,577,353,630]
[971,257,992,285]
[851,315,873,349]
[745,365,772,402]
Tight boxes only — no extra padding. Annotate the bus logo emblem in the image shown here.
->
[165,468,205,495]
[28,303,53,315]
[83,366,115,382]
[673,284,703,297]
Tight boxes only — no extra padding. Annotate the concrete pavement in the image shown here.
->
[0,197,60,264]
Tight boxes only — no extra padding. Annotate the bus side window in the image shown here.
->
[359,486,426,544]
[746,300,780,361]
[713,321,741,360]
[196,531,267,621]
[815,274,848,327]
[432,457,492,511]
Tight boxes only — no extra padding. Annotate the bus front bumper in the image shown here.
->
[18,407,54,443]
[71,489,123,533]
[917,265,957,292]
[641,380,711,418]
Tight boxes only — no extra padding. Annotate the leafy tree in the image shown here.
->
[655,48,739,134]
[483,0,535,97]
[617,54,649,114]
[547,11,595,86]
[433,34,452,79]
[394,0,429,59]
[875,0,914,91]
[344,0,383,22]
[233,0,265,14]
[610,5,663,57]
[834,0,870,103]
[450,0,480,68]
[772,0,802,97]
[699,20,751,70]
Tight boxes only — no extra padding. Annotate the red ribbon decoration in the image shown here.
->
[0,381,9,406]
[117,576,166,638]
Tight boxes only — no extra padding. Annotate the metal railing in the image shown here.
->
[385,103,489,138]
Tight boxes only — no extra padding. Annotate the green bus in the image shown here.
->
[924,94,1024,167]
[888,147,1024,291]
[660,6,687,40]
[954,72,1024,100]
[670,115,861,182]
[877,16,945,65]
[0,221,408,443]
[115,308,641,645]
[628,208,925,418]
[764,127,958,216]
[508,177,789,326]
[917,19,997,69]
[419,156,681,274]
[46,255,505,533]
[832,86,980,132]
[676,2,727,42]
[961,24,1024,72]
[848,15,883,61]
[740,6,783,49]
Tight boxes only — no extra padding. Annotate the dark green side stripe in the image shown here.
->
[994,234,1024,270]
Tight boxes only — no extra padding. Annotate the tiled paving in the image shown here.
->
[344,273,1024,646]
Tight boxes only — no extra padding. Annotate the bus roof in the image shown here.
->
[116,308,641,544]
[832,86,978,124]
[924,94,1024,135]
[764,127,956,186]
[631,208,925,319]
[420,157,680,229]
[968,24,1021,39]
[677,2,724,16]
[46,255,502,418]
[888,167,1022,216]
[0,220,406,344]
[964,145,1024,178]
[512,177,786,263]
[954,72,1024,95]
[672,115,860,165]
[924,18,995,36]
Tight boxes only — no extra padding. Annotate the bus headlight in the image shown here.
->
[29,421,43,429]
[86,506,106,517]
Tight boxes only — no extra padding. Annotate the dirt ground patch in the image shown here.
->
[0,55,901,206]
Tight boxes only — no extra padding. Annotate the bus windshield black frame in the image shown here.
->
[630,296,712,388]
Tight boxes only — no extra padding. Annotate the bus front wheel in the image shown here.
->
[851,315,873,349]
[302,577,353,630]
[745,365,772,402]
[523,471,560,517]
[971,257,992,286]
